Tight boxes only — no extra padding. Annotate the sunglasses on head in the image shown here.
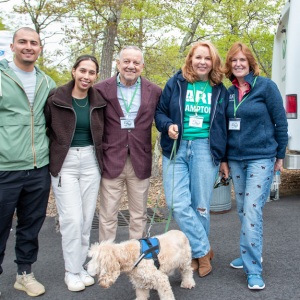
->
[214,175,232,189]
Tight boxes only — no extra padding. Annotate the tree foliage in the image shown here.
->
[12,0,72,67]
[1,0,286,86]
[0,17,8,30]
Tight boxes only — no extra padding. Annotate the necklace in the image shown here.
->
[73,97,88,108]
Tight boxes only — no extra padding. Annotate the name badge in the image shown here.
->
[229,118,241,130]
[189,116,204,128]
[120,117,135,129]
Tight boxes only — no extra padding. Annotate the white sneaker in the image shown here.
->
[79,269,95,286]
[14,272,45,296]
[64,272,85,292]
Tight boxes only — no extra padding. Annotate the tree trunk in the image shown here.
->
[99,1,124,80]
[99,13,118,80]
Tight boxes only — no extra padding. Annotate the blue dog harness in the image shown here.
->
[133,238,160,269]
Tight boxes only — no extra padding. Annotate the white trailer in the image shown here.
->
[272,0,300,169]
[0,30,13,61]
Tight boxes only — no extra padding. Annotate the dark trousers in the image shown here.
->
[0,165,50,275]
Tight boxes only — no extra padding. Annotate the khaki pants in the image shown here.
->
[99,156,150,241]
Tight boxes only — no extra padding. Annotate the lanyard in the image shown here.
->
[118,82,140,114]
[233,76,257,117]
[193,81,209,115]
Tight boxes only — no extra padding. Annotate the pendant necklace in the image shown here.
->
[73,97,88,108]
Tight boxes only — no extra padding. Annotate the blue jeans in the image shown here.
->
[229,158,275,275]
[162,139,218,258]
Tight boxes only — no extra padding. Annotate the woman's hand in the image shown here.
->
[219,162,230,179]
[168,124,179,140]
[274,158,284,172]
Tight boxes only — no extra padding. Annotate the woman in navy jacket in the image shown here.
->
[221,42,288,290]
[155,41,228,278]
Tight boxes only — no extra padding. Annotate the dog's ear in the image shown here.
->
[87,243,101,276]
[88,242,100,260]
[98,243,121,288]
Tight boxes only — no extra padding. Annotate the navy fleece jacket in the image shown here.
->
[155,70,229,165]
[226,72,288,160]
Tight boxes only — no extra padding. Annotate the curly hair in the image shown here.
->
[223,42,260,79]
[182,41,223,85]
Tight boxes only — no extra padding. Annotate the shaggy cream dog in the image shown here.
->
[88,230,195,300]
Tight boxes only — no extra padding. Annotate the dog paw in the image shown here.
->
[180,279,196,289]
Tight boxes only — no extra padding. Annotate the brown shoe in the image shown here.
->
[210,249,214,260]
[198,249,214,277]
[191,258,199,271]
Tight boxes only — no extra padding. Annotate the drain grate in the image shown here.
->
[92,208,167,230]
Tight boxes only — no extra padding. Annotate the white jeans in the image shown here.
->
[51,146,100,273]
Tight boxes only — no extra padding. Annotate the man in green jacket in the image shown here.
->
[0,27,56,297]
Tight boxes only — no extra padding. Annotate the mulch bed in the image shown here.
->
[47,169,300,217]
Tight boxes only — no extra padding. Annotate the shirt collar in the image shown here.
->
[117,74,141,87]
[232,78,250,89]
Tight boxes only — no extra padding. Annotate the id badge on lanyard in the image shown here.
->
[120,117,135,129]
[189,115,204,128]
[229,76,257,131]
[118,80,139,130]
[229,118,241,130]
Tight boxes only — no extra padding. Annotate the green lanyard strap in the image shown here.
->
[118,81,140,114]
[233,76,258,117]
[193,81,209,115]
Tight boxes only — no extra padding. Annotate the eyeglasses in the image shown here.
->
[214,175,232,189]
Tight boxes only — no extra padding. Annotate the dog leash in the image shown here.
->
[164,139,176,232]
[146,139,177,237]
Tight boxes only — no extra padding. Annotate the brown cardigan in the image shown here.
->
[44,80,106,177]
[94,75,162,180]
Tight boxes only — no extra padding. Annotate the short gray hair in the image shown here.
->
[117,46,144,64]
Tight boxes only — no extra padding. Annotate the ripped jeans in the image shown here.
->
[162,139,218,258]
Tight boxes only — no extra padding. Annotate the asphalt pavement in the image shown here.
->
[1,194,300,300]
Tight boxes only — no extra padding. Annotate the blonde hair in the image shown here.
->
[182,41,223,85]
[223,42,260,79]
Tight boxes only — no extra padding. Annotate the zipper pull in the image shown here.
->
[58,174,61,187]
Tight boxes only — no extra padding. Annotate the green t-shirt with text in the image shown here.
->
[182,81,212,140]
